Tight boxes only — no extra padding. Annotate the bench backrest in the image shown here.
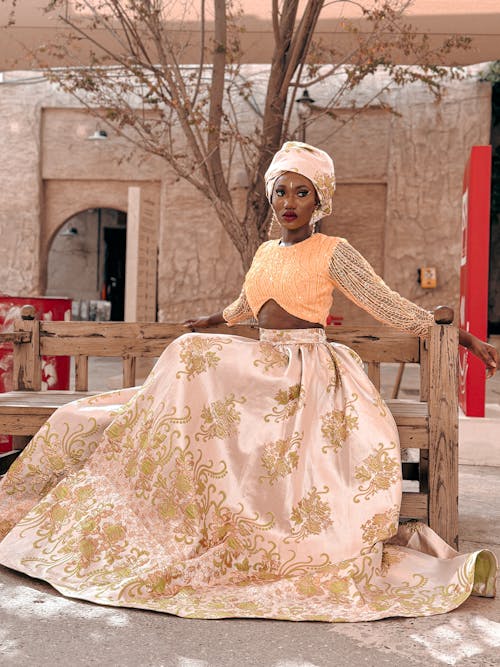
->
[10,305,452,399]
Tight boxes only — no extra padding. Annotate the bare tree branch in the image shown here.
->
[7,0,471,268]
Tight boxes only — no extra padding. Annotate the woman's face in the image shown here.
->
[271,172,317,231]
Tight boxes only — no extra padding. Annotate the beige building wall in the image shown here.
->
[0,67,492,325]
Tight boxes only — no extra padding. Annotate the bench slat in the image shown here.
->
[0,391,428,449]
[367,362,381,390]
[401,492,428,519]
[75,356,89,391]
[122,357,136,388]
[0,391,98,410]
[37,323,421,363]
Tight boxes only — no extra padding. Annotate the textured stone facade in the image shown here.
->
[0,66,492,325]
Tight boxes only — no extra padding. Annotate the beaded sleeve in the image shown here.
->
[222,287,254,326]
[328,239,433,337]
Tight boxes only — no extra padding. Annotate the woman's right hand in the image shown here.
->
[183,312,225,329]
[183,316,213,329]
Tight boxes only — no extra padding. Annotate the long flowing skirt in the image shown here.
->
[0,328,496,622]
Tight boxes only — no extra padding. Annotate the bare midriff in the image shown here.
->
[257,299,322,330]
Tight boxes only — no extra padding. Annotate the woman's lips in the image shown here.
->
[283,212,297,220]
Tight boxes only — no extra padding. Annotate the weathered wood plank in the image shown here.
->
[397,425,429,449]
[387,400,427,415]
[0,390,97,409]
[13,318,41,391]
[75,356,89,391]
[401,492,428,519]
[419,338,429,401]
[37,322,421,362]
[0,391,99,434]
[0,332,31,344]
[0,413,54,434]
[367,362,381,389]
[122,356,137,388]
[391,362,405,399]
[428,323,459,549]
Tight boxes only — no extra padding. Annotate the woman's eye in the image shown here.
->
[275,189,285,196]
[298,190,310,197]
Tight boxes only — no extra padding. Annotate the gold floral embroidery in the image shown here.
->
[398,519,425,535]
[101,396,193,505]
[325,349,341,393]
[286,486,333,542]
[0,519,14,539]
[152,446,228,544]
[264,383,305,423]
[292,562,356,606]
[196,394,246,441]
[259,432,303,484]
[321,394,359,454]
[1,416,101,498]
[372,394,388,417]
[303,170,336,216]
[354,442,400,503]
[253,342,289,372]
[347,348,363,367]
[361,505,400,550]
[376,545,406,576]
[176,336,231,380]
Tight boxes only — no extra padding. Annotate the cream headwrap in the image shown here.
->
[265,141,336,226]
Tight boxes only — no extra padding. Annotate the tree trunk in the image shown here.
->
[243,0,325,259]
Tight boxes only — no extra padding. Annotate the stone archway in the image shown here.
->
[46,207,128,320]
[41,180,161,312]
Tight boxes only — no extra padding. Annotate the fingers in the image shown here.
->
[485,344,498,379]
[183,317,211,329]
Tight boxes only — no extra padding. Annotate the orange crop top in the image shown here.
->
[222,234,433,337]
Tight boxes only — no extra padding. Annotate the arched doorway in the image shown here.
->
[46,208,127,321]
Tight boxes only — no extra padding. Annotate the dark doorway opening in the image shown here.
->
[104,223,127,321]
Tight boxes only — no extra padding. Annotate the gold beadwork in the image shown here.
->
[328,239,433,337]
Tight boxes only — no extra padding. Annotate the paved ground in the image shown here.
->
[1,340,499,667]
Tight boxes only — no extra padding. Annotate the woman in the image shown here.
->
[0,142,497,622]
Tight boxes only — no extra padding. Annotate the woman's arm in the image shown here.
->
[328,239,433,337]
[183,311,225,328]
[459,329,498,378]
[328,238,498,377]
[183,286,254,329]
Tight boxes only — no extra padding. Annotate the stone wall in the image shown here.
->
[0,66,493,326]
[385,77,492,318]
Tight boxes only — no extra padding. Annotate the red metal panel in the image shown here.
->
[459,146,492,417]
[0,296,71,451]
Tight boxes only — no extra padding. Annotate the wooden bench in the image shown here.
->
[0,305,459,548]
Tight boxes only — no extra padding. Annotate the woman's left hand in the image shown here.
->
[469,337,499,378]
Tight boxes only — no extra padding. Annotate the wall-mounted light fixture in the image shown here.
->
[296,89,315,142]
[60,223,79,237]
[87,129,108,141]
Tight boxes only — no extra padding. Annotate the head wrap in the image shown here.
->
[264,141,336,226]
